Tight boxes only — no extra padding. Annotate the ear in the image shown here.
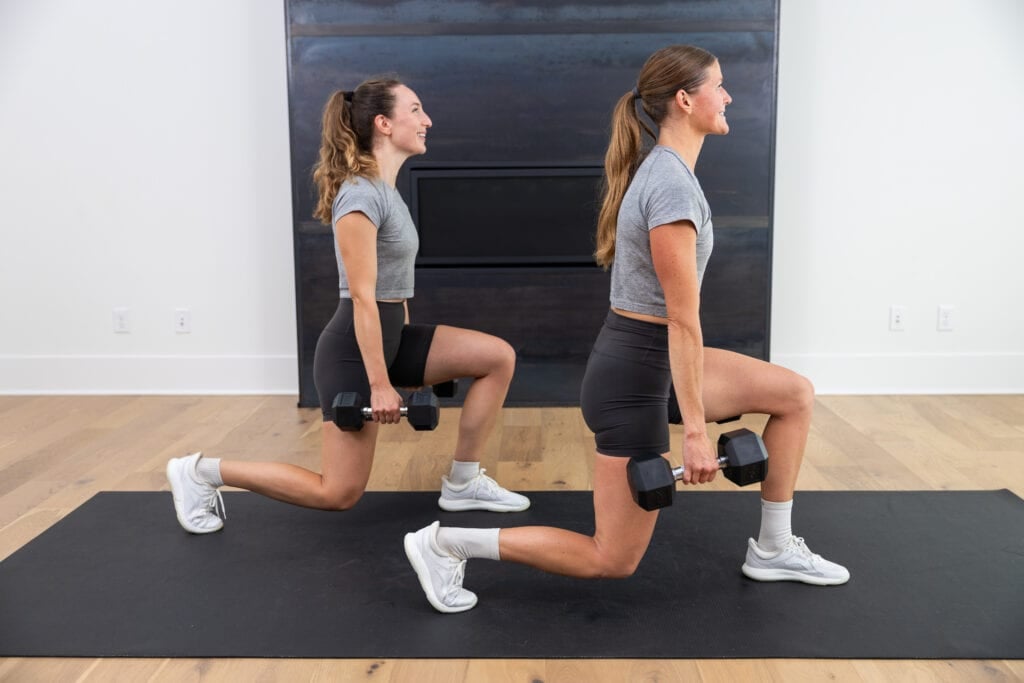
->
[374,113,391,136]
[675,89,693,113]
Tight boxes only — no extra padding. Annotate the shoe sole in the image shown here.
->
[403,532,477,614]
[437,497,530,512]
[741,563,849,586]
[166,459,223,535]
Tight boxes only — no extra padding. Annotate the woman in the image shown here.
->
[404,46,848,613]
[167,76,529,533]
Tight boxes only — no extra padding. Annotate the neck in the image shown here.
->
[657,124,704,172]
[372,144,408,187]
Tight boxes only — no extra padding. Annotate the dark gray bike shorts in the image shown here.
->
[580,309,672,457]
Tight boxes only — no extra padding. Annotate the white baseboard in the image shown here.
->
[771,352,1024,394]
[0,354,299,395]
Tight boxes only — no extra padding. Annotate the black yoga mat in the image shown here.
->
[1,490,1022,659]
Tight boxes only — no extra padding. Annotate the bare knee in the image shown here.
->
[320,484,365,511]
[588,547,645,579]
[790,373,816,415]
[485,337,516,380]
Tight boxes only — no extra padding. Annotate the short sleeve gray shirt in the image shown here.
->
[609,145,714,317]
[331,176,418,299]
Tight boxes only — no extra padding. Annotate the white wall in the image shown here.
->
[772,0,1024,392]
[0,0,297,393]
[0,0,1021,395]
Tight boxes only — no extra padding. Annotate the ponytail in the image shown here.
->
[595,91,650,268]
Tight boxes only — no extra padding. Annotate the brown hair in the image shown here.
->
[312,75,402,225]
[594,46,717,268]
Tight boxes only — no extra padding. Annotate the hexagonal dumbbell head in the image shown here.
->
[626,454,676,511]
[332,392,368,432]
[717,429,768,486]
[405,389,440,431]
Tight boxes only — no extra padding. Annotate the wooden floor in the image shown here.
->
[1,394,1023,682]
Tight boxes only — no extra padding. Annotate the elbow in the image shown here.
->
[349,288,376,307]
[665,311,702,345]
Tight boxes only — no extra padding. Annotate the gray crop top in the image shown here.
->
[331,176,418,299]
[608,145,714,317]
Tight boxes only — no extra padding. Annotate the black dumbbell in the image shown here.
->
[626,429,769,511]
[332,387,440,432]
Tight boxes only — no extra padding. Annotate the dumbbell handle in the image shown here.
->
[361,406,407,419]
[670,455,729,481]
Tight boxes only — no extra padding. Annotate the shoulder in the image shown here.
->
[634,147,698,198]
[335,176,392,213]
[339,175,387,200]
[647,147,696,183]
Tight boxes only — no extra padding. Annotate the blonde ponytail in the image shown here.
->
[595,92,647,268]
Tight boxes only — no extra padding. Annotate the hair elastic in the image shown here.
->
[342,90,354,103]
[631,86,641,100]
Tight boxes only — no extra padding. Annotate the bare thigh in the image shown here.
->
[701,348,813,422]
[420,325,515,385]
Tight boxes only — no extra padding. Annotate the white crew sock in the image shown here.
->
[447,460,480,486]
[436,526,501,561]
[194,456,224,487]
[757,499,793,552]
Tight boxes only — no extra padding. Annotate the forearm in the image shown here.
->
[667,318,705,432]
[350,295,389,388]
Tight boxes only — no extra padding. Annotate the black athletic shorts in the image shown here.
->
[580,309,672,457]
[313,299,436,422]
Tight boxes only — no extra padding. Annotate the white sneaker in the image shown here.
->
[166,452,226,534]
[742,536,850,586]
[438,469,530,512]
[404,521,478,613]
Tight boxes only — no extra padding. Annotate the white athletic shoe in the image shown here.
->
[438,469,530,512]
[404,521,478,613]
[166,452,226,534]
[741,536,850,585]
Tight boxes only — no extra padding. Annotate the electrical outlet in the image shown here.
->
[937,304,955,332]
[174,308,192,334]
[112,307,131,334]
[889,305,906,332]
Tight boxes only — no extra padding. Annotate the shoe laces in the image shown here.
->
[471,468,501,495]
[434,548,467,602]
[200,485,227,521]
[787,536,821,564]
[444,559,467,598]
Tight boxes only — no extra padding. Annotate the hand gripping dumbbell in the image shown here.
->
[626,429,769,511]
[332,387,440,432]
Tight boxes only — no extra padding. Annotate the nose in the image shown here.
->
[723,88,732,106]
[423,112,432,128]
